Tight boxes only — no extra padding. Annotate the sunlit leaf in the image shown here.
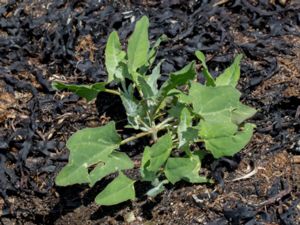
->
[105,31,126,82]
[164,155,208,184]
[128,16,150,74]
[95,172,135,205]
[215,54,242,87]
[52,81,107,102]
[89,151,134,186]
[195,50,215,86]
[55,122,121,186]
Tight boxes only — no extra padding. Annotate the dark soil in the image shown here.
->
[0,0,300,224]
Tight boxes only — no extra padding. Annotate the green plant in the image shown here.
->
[52,16,256,206]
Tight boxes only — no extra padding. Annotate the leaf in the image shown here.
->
[146,60,164,95]
[141,133,173,181]
[146,179,169,197]
[55,122,121,186]
[204,123,255,158]
[95,172,135,205]
[215,54,242,87]
[52,81,107,102]
[127,16,150,74]
[189,82,240,116]
[159,61,196,98]
[105,31,126,82]
[164,155,208,184]
[55,164,90,186]
[189,82,256,158]
[89,151,134,186]
[178,108,193,149]
[195,51,215,86]
[231,104,257,125]
[138,75,155,99]
[148,35,167,67]
[199,110,238,139]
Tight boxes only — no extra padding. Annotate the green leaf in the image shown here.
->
[141,133,173,181]
[55,122,121,186]
[147,34,168,67]
[128,16,150,73]
[164,155,208,184]
[204,123,255,158]
[52,81,107,102]
[215,54,242,87]
[146,179,169,197]
[231,104,257,125]
[138,75,155,99]
[105,31,126,82]
[55,164,90,186]
[195,51,215,86]
[146,60,164,95]
[95,172,135,205]
[89,151,134,186]
[189,82,240,116]
[189,82,256,158]
[199,110,238,139]
[159,61,196,98]
[178,108,193,149]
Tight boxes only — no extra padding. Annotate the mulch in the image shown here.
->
[0,0,300,224]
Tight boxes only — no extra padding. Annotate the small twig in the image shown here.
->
[213,0,231,7]
[252,187,292,208]
[292,155,300,164]
[231,165,258,182]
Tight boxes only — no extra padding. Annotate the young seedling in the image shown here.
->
[52,16,256,206]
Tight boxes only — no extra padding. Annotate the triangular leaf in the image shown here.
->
[215,54,242,87]
[52,81,107,102]
[89,151,134,186]
[141,133,173,181]
[204,123,255,158]
[55,122,121,186]
[95,172,135,205]
[164,155,208,184]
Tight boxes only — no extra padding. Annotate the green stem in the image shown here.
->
[104,89,120,96]
[120,118,173,145]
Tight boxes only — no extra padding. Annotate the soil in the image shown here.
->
[0,0,300,225]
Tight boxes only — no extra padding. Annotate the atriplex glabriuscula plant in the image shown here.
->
[52,16,256,206]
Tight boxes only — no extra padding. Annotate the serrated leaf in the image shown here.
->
[89,151,134,186]
[204,123,255,158]
[215,54,242,87]
[141,133,173,181]
[52,81,107,102]
[95,172,135,205]
[128,16,150,74]
[195,50,215,86]
[105,31,126,82]
[164,155,208,184]
[55,122,121,186]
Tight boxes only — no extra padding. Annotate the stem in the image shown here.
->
[120,118,173,145]
[104,89,120,96]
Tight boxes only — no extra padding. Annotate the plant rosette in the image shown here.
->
[52,16,256,206]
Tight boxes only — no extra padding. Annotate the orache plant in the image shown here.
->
[52,16,256,206]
